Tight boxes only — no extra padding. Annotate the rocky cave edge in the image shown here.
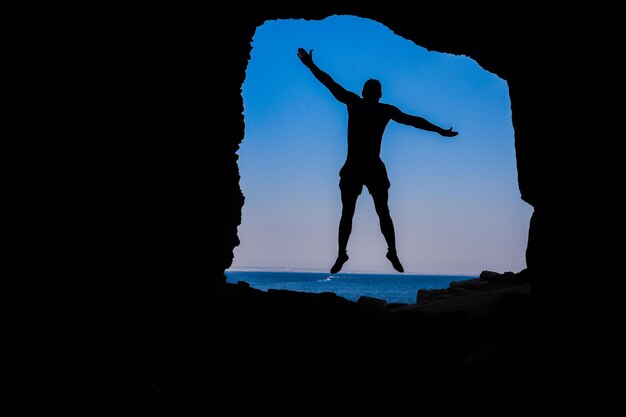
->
[125,3,596,406]
[209,5,575,308]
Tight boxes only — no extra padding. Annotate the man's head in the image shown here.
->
[362,79,382,102]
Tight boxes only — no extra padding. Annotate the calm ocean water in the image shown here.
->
[225,271,476,304]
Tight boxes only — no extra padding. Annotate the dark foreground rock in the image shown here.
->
[414,270,531,316]
[357,295,388,311]
[125,274,595,411]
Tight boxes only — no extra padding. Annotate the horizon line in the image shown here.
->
[226,265,483,276]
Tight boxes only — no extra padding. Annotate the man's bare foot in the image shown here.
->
[330,252,349,274]
[386,249,404,273]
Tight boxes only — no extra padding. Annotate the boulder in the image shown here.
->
[479,271,501,282]
[450,278,491,291]
[357,295,388,311]
[480,270,524,285]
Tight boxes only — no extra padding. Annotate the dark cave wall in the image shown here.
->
[132,4,583,314]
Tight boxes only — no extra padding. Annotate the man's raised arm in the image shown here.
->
[297,48,357,104]
[390,106,458,137]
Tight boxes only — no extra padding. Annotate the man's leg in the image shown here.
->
[372,189,404,273]
[331,188,359,274]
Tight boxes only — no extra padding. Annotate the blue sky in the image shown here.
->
[230,16,533,275]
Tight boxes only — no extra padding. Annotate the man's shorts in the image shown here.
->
[339,159,391,196]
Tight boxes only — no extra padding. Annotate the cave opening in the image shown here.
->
[226,16,532,303]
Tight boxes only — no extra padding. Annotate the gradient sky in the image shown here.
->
[230,16,533,275]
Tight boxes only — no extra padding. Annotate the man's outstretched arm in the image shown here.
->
[390,106,458,137]
[297,48,357,104]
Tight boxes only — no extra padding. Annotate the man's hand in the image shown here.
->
[440,127,458,137]
[298,48,314,67]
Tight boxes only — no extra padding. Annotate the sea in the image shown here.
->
[225,270,477,305]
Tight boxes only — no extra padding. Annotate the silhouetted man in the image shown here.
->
[298,48,458,274]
